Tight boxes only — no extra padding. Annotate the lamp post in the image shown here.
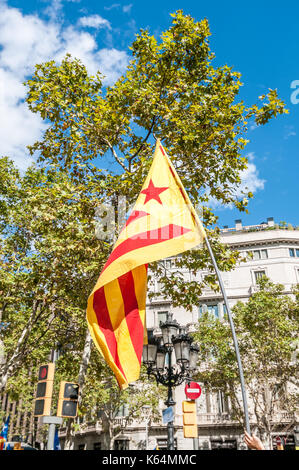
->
[142,313,199,450]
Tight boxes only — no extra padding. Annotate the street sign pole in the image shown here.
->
[184,382,201,450]
[41,416,63,450]
[47,423,56,451]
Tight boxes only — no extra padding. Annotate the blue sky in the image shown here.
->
[0,0,298,229]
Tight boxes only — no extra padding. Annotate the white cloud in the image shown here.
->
[104,4,121,11]
[250,122,258,131]
[236,161,265,196]
[123,4,133,13]
[44,0,64,21]
[0,2,129,170]
[247,152,255,162]
[284,125,296,140]
[94,48,129,84]
[0,6,61,78]
[103,3,133,14]
[208,153,265,210]
[78,14,111,30]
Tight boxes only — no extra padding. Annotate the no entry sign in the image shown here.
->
[184,382,201,400]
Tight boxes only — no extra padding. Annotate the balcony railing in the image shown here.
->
[271,412,297,423]
[197,411,297,426]
[197,413,237,424]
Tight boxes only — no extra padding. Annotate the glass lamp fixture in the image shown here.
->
[189,344,200,370]
[142,343,158,365]
[156,345,167,370]
[172,333,192,364]
[142,328,159,365]
[160,313,179,347]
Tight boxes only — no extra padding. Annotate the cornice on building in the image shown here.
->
[220,217,299,249]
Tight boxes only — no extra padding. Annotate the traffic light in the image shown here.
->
[34,363,55,417]
[57,381,79,418]
[182,400,198,438]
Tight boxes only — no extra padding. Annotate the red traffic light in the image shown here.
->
[39,365,48,381]
[34,363,55,417]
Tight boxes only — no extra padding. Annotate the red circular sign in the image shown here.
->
[40,366,47,379]
[185,382,201,399]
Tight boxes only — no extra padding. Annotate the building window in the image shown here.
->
[114,440,129,450]
[78,444,86,450]
[93,442,101,450]
[160,258,174,270]
[205,390,212,413]
[217,391,229,414]
[208,305,219,318]
[157,311,168,326]
[254,270,266,282]
[251,249,268,260]
[289,248,299,258]
[200,304,219,318]
[165,259,174,270]
[115,404,129,418]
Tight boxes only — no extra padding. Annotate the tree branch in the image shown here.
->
[103,138,129,172]
[127,116,157,171]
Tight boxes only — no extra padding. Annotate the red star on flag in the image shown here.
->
[141,179,168,205]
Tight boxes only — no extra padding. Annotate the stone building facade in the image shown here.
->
[141,217,299,450]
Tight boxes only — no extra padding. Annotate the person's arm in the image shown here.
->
[244,431,265,450]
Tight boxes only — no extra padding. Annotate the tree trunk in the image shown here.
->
[77,329,93,403]
[0,320,33,391]
[101,417,112,450]
[0,299,48,392]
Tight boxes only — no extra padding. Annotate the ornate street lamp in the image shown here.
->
[142,313,199,450]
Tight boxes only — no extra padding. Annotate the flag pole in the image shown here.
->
[204,235,251,435]
[150,137,251,434]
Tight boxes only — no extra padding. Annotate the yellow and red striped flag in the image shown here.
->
[87,140,206,389]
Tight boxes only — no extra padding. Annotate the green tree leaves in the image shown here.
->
[192,277,299,448]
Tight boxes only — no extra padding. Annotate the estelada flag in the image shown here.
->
[87,140,206,389]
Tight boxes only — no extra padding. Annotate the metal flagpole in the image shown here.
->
[204,235,251,435]
[152,137,251,435]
